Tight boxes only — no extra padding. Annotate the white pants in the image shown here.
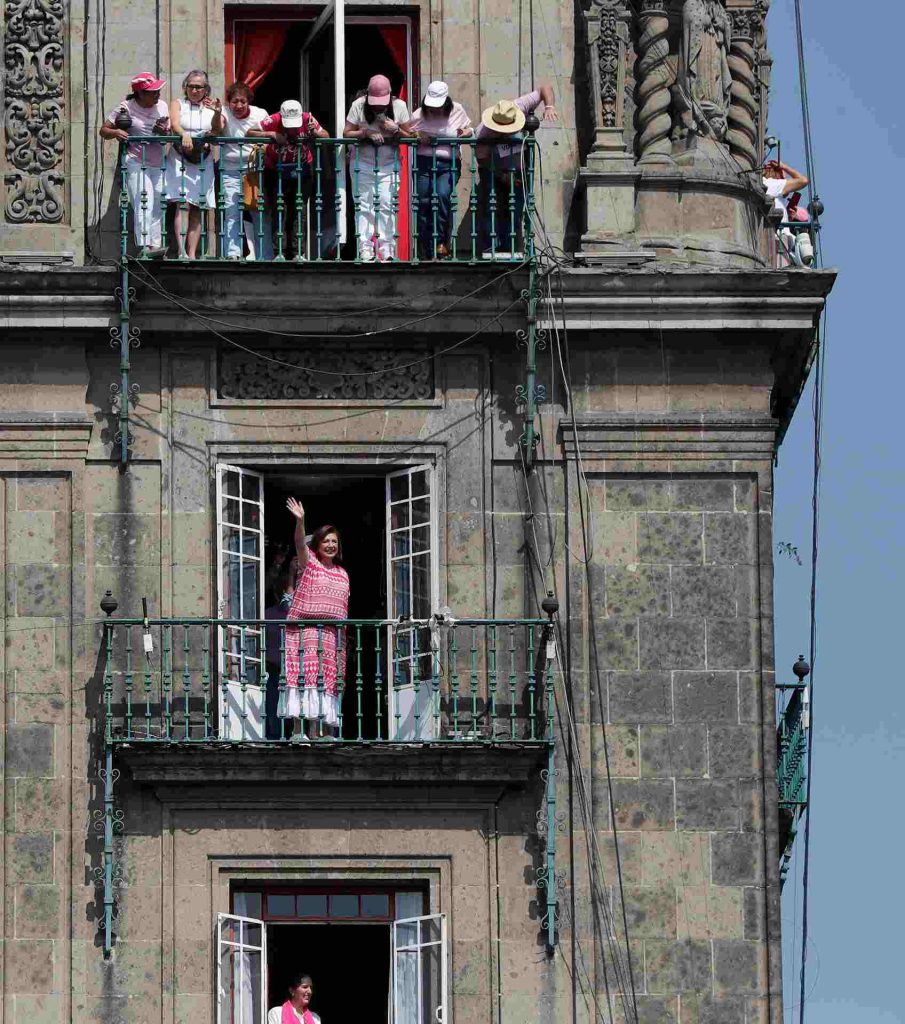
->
[352,160,397,259]
[220,169,274,260]
[125,160,163,248]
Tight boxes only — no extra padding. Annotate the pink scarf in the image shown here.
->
[282,1002,316,1024]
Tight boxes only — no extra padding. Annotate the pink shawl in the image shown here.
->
[282,1001,317,1024]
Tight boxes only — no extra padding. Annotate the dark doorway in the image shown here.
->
[267,923,391,1019]
[262,470,388,738]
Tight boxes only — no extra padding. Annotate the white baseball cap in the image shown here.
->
[423,80,449,108]
[280,100,304,128]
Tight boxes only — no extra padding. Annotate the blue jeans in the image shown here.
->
[478,166,525,254]
[416,155,456,257]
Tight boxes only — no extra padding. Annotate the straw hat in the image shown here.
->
[481,99,526,134]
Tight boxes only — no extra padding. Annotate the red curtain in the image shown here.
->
[235,23,287,93]
[378,24,410,259]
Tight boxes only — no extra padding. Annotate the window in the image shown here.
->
[218,885,445,1024]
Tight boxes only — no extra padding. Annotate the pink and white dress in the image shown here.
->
[279,552,350,727]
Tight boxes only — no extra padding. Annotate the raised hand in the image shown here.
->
[286,496,305,521]
[543,105,558,122]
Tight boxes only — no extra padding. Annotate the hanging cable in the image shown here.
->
[793,0,821,238]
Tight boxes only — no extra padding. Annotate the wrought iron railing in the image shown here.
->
[776,678,809,886]
[101,614,555,745]
[115,134,537,264]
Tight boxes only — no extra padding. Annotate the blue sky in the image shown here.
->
[768,2,904,1022]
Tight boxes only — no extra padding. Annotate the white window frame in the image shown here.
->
[216,912,267,1024]
[392,913,448,1024]
[385,465,440,740]
[215,463,267,740]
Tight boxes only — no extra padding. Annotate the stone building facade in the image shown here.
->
[0,2,833,1024]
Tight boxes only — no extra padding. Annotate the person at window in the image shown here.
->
[762,159,813,267]
[267,972,320,1024]
[343,75,412,262]
[165,70,220,258]
[248,100,329,260]
[214,81,268,260]
[282,498,349,740]
[475,84,557,258]
[264,555,296,740]
[405,81,473,259]
[100,72,170,257]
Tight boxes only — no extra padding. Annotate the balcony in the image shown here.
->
[100,613,555,788]
[776,672,810,886]
[115,135,537,265]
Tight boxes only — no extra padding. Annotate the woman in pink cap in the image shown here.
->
[100,72,170,256]
[343,74,411,262]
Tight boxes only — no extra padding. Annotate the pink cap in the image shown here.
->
[367,74,392,105]
[131,71,166,92]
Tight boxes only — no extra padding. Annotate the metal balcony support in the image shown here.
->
[537,592,560,954]
[516,126,546,474]
[776,656,810,887]
[96,591,122,956]
[111,141,140,466]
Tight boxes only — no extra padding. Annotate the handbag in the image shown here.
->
[174,139,211,165]
[243,145,263,210]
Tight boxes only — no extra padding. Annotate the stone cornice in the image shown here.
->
[0,413,93,459]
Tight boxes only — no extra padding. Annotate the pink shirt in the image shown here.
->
[475,91,541,168]
[408,102,472,160]
[105,98,169,166]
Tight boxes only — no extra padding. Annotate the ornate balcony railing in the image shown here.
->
[115,134,537,264]
[101,614,555,746]
[776,674,810,886]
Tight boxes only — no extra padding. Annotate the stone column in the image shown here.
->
[728,4,767,171]
[636,0,673,164]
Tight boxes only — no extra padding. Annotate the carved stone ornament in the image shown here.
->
[672,0,733,142]
[596,0,626,128]
[636,0,673,163]
[4,0,65,222]
[728,2,767,169]
[218,346,435,402]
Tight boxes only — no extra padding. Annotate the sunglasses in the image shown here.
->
[186,83,206,90]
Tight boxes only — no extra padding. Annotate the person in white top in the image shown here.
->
[343,75,412,262]
[762,159,812,266]
[166,70,220,258]
[212,82,269,259]
[100,72,170,256]
[404,81,473,259]
[267,972,321,1024]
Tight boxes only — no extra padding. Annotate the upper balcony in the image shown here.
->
[115,135,537,266]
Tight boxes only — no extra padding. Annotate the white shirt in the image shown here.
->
[267,1007,321,1024]
[177,99,215,137]
[763,177,789,217]
[221,104,268,169]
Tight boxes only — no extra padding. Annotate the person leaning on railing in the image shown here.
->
[99,71,170,257]
[403,81,473,260]
[475,84,557,259]
[247,100,329,261]
[166,70,221,259]
[342,74,413,263]
[762,158,814,267]
[212,81,269,260]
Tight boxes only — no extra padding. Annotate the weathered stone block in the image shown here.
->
[639,619,705,671]
[5,620,56,670]
[676,885,743,939]
[591,511,636,564]
[610,780,675,830]
[601,725,641,777]
[606,566,670,617]
[638,514,703,564]
[676,780,739,829]
[7,511,57,564]
[14,883,61,937]
[712,940,762,993]
[703,514,755,565]
[92,512,161,565]
[593,618,639,671]
[640,725,707,778]
[7,834,54,882]
[8,994,63,1024]
[11,565,70,618]
[609,672,672,724]
[606,479,670,512]
[633,996,679,1023]
[706,619,755,670]
[670,566,736,617]
[711,834,762,886]
[642,833,708,886]
[679,993,745,1024]
[623,884,677,938]
[644,939,712,993]
[674,673,738,723]
[671,479,734,512]
[14,779,65,833]
[743,887,765,940]
[5,723,54,777]
[6,938,54,991]
[708,726,760,777]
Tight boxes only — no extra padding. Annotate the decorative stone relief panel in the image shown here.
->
[3,0,65,223]
[218,345,435,402]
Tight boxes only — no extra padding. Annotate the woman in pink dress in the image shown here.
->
[280,497,350,740]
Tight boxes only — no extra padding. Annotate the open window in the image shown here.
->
[217,913,267,1024]
[393,914,448,1024]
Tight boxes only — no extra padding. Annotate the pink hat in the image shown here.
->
[131,71,166,92]
[367,74,392,105]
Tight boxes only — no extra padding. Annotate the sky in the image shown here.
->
[767,3,905,1022]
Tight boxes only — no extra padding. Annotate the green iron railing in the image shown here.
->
[776,670,810,887]
[101,614,555,745]
[116,134,537,264]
